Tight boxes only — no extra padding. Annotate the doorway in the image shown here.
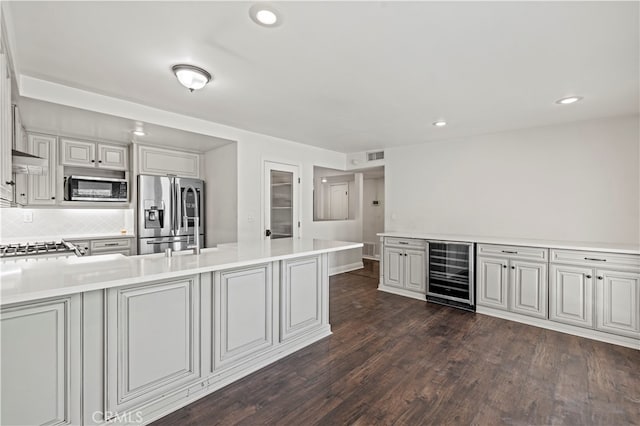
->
[362,167,385,260]
[263,161,299,239]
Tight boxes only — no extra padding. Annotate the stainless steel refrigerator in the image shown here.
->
[137,175,205,254]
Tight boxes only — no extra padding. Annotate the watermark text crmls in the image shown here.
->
[92,410,144,424]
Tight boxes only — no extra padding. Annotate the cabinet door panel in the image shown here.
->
[138,145,199,178]
[477,257,508,310]
[383,247,404,288]
[281,256,322,341]
[106,277,200,415]
[510,260,548,319]
[60,138,95,167]
[405,248,426,292]
[99,143,128,170]
[596,269,639,338]
[1,296,81,426]
[28,134,57,205]
[549,265,593,328]
[215,264,273,369]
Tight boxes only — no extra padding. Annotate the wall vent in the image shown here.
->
[367,151,384,161]
[363,242,380,259]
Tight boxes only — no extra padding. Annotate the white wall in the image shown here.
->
[204,142,237,247]
[363,177,385,244]
[385,115,640,245]
[236,134,363,272]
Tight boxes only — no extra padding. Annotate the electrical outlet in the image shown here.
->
[23,211,33,223]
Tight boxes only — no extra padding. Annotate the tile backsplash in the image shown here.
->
[0,208,135,241]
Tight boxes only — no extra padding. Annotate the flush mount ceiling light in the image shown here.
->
[433,120,447,127]
[250,4,281,27]
[555,96,583,105]
[172,64,212,92]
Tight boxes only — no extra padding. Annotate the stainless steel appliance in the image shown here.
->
[65,175,128,202]
[0,241,84,263]
[137,175,205,254]
[426,241,475,311]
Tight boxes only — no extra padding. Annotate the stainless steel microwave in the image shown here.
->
[66,175,128,202]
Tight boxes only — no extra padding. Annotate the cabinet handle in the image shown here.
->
[19,193,25,196]
[584,257,606,262]
[585,274,592,279]
[104,243,119,247]
[597,276,603,280]
[398,241,409,245]
[5,181,15,186]
[502,264,507,268]
[502,250,518,254]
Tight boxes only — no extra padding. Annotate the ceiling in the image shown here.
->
[18,97,234,152]
[6,1,639,153]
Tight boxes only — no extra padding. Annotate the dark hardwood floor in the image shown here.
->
[153,260,640,425]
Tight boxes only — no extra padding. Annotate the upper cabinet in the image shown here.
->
[27,134,57,205]
[60,138,128,171]
[137,145,200,178]
[0,37,12,203]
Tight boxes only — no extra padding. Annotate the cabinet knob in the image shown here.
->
[98,160,102,163]
[503,264,507,268]
[5,181,15,186]
[511,266,515,270]
[51,196,55,200]
[91,160,95,163]
[597,276,603,280]
[585,274,592,279]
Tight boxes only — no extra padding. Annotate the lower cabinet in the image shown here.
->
[549,249,639,339]
[105,276,201,417]
[477,253,548,319]
[213,263,274,370]
[0,295,82,426]
[382,238,426,294]
[280,256,323,342]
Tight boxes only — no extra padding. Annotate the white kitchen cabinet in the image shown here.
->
[382,238,426,294]
[27,134,57,205]
[477,256,509,310]
[90,237,133,256]
[550,249,639,339]
[281,256,322,342]
[596,270,639,338]
[549,264,594,328]
[476,245,548,319]
[106,276,201,417]
[214,264,274,370]
[510,260,548,319]
[1,295,82,426]
[60,138,128,170]
[0,39,12,203]
[137,144,200,178]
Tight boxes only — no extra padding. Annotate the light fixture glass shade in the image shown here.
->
[172,65,212,92]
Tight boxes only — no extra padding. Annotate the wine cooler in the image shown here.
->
[426,241,475,311]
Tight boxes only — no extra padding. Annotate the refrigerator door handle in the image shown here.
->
[146,238,189,245]
[175,182,181,234]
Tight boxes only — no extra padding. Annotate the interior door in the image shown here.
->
[329,183,349,220]
[264,161,299,239]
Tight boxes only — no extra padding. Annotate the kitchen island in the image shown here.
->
[0,238,362,426]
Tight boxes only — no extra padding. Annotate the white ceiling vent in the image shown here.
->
[367,151,384,161]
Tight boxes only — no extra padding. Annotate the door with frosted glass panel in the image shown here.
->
[264,162,299,239]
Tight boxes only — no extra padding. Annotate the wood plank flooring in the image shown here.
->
[152,261,639,425]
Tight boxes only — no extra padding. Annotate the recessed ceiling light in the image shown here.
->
[433,120,447,127]
[250,4,281,27]
[172,64,212,92]
[132,130,145,137]
[556,96,583,105]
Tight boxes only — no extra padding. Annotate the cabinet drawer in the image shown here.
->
[384,237,426,249]
[550,249,640,270]
[91,238,131,251]
[477,244,548,261]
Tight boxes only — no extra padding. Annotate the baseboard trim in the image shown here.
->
[329,261,364,276]
[362,255,380,261]
[476,306,639,350]
[377,285,426,301]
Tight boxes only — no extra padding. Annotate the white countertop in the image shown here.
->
[0,238,363,306]
[378,232,640,255]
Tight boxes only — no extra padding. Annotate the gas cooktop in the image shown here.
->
[0,241,83,259]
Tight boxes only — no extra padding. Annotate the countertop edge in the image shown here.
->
[377,232,640,255]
